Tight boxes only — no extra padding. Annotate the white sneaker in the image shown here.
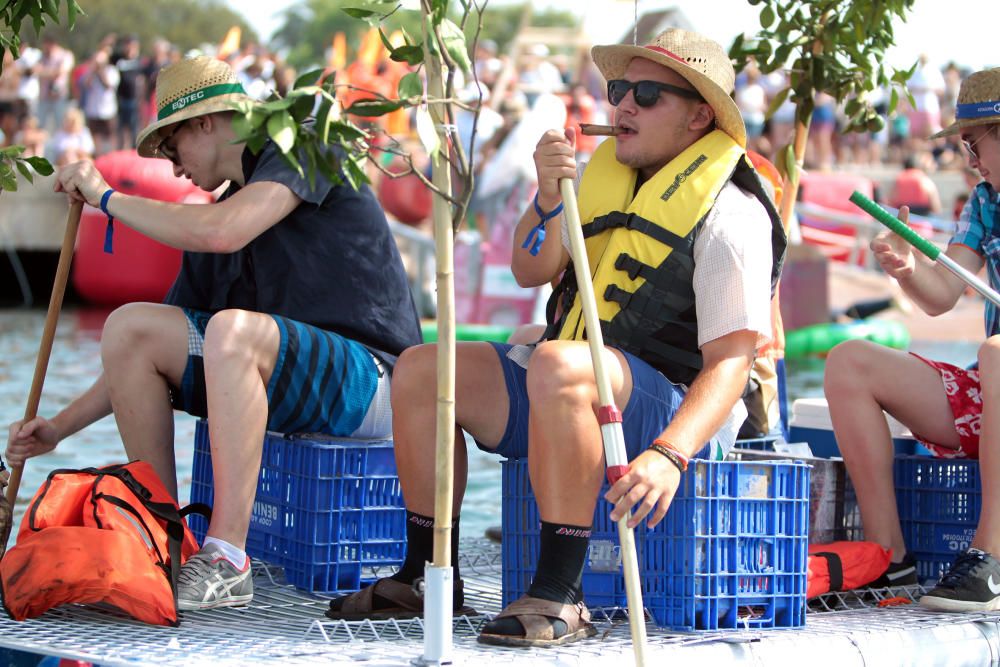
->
[177,543,253,611]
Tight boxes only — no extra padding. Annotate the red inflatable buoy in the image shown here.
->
[377,160,432,226]
[72,151,213,306]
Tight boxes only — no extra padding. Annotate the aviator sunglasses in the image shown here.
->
[607,79,703,108]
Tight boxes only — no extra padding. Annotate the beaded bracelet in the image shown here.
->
[649,438,689,473]
[648,444,686,473]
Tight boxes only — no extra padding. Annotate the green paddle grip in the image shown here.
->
[848,191,941,261]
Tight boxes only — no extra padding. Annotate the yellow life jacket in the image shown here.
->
[547,129,785,386]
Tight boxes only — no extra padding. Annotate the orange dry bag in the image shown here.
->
[807,541,892,598]
[0,461,202,626]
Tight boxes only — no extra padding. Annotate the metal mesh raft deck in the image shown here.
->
[1,539,999,666]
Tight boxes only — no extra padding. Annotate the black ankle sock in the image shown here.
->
[329,512,464,613]
[384,512,462,609]
[484,520,590,638]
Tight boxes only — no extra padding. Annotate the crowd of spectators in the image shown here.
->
[0,30,986,228]
[0,33,294,167]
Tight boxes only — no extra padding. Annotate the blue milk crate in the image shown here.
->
[190,420,406,594]
[895,456,981,584]
[501,458,809,631]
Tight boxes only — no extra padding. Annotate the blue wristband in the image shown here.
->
[100,188,115,254]
[521,193,564,256]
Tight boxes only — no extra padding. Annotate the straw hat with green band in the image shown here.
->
[136,55,253,158]
[930,67,1000,139]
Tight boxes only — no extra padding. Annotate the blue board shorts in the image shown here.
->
[480,342,721,461]
[170,309,385,436]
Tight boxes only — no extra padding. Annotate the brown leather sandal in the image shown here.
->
[477,595,597,647]
[325,577,478,621]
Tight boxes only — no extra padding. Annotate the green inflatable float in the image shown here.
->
[421,322,516,343]
[420,320,908,358]
[784,320,910,358]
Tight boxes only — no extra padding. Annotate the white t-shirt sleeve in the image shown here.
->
[693,181,774,349]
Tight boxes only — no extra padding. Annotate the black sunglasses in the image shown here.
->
[607,79,703,108]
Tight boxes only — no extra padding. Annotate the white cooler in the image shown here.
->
[788,397,926,458]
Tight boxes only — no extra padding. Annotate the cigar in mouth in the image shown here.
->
[579,123,626,136]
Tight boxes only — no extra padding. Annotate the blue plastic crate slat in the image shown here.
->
[190,420,405,594]
[895,456,981,585]
[501,458,809,631]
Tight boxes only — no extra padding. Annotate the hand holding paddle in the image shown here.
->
[1,201,83,559]
[849,191,1000,308]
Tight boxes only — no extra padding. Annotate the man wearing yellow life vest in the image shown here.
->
[328,28,786,646]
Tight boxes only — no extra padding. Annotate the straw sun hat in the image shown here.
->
[136,55,253,158]
[930,67,1000,139]
[591,28,746,148]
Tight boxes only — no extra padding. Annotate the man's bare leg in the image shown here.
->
[825,340,959,558]
[100,303,189,499]
[200,309,279,550]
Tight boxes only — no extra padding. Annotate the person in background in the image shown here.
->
[49,106,95,166]
[326,28,784,647]
[824,67,1000,611]
[35,34,74,133]
[6,56,421,612]
[113,34,146,151]
[13,114,48,158]
[81,46,119,156]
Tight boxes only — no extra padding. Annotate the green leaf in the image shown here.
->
[294,68,325,89]
[390,45,424,66]
[25,156,53,176]
[41,0,58,21]
[279,148,304,178]
[259,97,295,112]
[246,133,268,155]
[415,105,440,160]
[15,160,33,184]
[765,86,790,120]
[439,19,472,76]
[889,88,899,115]
[398,72,423,100]
[290,94,315,123]
[231,113,255,140]
[0,164,17,192]
[345,98,404,117]
[760,5,775,29]
[315,100,334,144]
[267,111,296,153]
[783,143,798,186]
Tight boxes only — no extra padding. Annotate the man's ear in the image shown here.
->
[690,102,716,132]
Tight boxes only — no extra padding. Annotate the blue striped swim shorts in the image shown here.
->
[170,309,384,436]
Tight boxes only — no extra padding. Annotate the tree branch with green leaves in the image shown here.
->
[731,0,916,223]
[0,0,82,193]
[228,0,485,232]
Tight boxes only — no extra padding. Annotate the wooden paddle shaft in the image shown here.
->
[3,201,83,526]
[559,179,648,665]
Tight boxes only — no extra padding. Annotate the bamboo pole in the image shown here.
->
[422,1,456,663]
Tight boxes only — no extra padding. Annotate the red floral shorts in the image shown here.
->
[910,353,981,459]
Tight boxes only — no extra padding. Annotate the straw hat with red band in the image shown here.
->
[591,28,746,148]
[136,55,253,159]
[930,68,1000,139]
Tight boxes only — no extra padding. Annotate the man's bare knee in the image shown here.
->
[202,309,275,365]
[101,303,171,361]
[391,344,437,408]
[526,342,593,406]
